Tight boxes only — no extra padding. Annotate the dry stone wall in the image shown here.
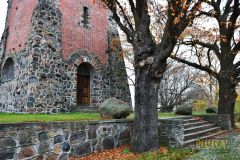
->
[0,120,131,160]
[0,115,231,159]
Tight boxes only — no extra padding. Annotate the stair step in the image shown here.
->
[175,116,194,119]
[184,124,216,134]
[183,121,209,128]
[184,127,221,141]
[184,130,228,146]
[183,118,205,124]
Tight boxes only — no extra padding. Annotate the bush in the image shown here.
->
[206,107,217,113]
[236,95,240,102]
[175,105,193,115]
[235,113,240,122]
[193,100,208,112]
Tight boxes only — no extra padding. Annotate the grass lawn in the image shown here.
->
[134,147,197,160]
[0,102,239,124]
[0,112,101,123]
[235,101,240,113]
[0,112,214,124]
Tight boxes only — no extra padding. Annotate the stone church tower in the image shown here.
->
[0,0,131,113]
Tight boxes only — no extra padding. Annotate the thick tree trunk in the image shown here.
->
[131,67,160,153]
[218,78,237,128]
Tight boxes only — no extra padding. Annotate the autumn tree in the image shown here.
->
[171,0,240,127]
[98,0,203,152]
[158,62,198,112]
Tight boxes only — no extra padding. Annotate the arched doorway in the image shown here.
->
[1,58,14,82]
[77,63,91,106]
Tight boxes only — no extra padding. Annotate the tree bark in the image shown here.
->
[218,78,237,128]
[131,66,160,153]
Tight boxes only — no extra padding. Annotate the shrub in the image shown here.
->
[236,95,240,102]
[235,113,240,122]
[193,100,208,112]
[175,105,193,115]
[206,107,217,113]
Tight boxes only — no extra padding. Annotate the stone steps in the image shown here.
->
[182,116,228,146]
[184,123,216,134]
[183,118,204,124]
[183,121,209,129]
[184,126,221,141]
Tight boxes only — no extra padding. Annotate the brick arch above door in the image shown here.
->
[67,49,103,72]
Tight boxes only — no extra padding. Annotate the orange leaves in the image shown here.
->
[70,145,172,160]
[70,145,140,160]
[110,37,121,52]
[159,147,169,155]
[111,37,121,48]
[174,17,181,24]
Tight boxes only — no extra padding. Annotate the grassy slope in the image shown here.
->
[0,112,219,123]
[0,112,101,123]
[235,101,240,113]
[0,102,239,123]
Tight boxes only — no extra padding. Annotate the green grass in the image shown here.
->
[158,112,177,118]
[192,112,216,115]
[122,147,198,160]
[235,101,240,113]
[0,112,101,123]
[0,102,239,124]
[0,112,215,124]
[127,112,178,119]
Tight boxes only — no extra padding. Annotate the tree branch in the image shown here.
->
[111,10,134,42]
[116,1,134,31]
[233,41,240,53]
[104,1,134,43]
[223,0,233,17]
[128,0,139,28]
[170,55,218,78]
[182,40,221,57]
[234,59,240,68]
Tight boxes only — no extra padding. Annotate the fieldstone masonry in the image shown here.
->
[0,120,131,159]
[198,114,232,130]
[0,0,131,113]
[0,115,231,159]
[158,119,184,147]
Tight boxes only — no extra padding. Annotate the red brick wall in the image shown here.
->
[59,0,109,64]
[6,0,37,54]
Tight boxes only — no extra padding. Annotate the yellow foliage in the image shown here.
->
[193,100,208,112]
[236,95,240,102]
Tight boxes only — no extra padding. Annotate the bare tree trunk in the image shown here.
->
[131,67,160,153]
[218,78,237,128]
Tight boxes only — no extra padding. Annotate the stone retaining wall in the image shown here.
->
[158,118,184,147]
[0,115,232,159]
[0,120,132,160]
[198,114,232,130]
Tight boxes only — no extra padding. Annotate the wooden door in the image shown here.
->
[77,75,90,106]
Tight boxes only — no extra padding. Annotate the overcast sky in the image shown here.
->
[0,0,8,38]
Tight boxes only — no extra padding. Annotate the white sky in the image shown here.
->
[0,0,8,38]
